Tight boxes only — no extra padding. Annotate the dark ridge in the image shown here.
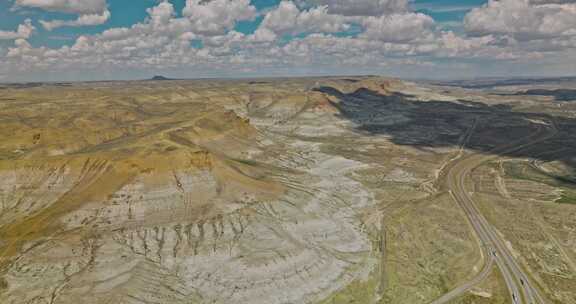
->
[434,76,576,89]
[314,86,576,184]
[514,89,576,102]
[150,75,174,81]
[0,83,44,89]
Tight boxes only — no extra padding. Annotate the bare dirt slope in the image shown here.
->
[0,77,575,304]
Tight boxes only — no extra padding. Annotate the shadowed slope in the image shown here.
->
[314,86,576,181]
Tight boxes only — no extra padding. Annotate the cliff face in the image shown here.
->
[0,82,281,263]
[3,76,576,304]
[0,77,451,304]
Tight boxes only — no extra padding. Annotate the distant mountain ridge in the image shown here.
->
[515,89,576,101]
[150,75,174,81]
[434,76,576,89]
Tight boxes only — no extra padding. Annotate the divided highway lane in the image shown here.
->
[432,120,557,304]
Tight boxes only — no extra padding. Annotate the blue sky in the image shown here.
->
[1,0,575,82]
[1,0,482,46]
[1,0,275,45]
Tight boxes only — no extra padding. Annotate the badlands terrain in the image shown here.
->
[0,76,575,304]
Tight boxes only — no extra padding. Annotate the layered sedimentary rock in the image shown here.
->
[2,77,575,304]
[0,78,389,304]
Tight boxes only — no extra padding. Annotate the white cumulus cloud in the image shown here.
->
[15,0,110,30]
[40,10,111,31]
[14,0,107,14]
[3,0,576,80]
[182,0,257,36]
[361,13,435,43]
[251,1,349,41]
[0,19,35,40]
[464,0,576,40]
[298,0,409,16]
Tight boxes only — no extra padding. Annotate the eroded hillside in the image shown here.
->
[0,77,575,304]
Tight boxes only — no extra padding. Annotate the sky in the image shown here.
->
[1,0,576,82]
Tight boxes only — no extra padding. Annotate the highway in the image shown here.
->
[431,119,557,304]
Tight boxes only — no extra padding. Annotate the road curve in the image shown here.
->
[430,119,557,304]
